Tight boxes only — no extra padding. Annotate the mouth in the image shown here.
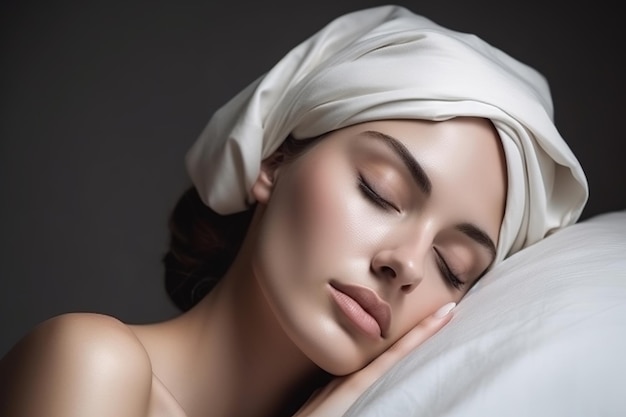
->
[328,280,391,339]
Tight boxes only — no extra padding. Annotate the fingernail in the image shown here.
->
[434,302,456,319]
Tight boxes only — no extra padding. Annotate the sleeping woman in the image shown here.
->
[0,5,587,417]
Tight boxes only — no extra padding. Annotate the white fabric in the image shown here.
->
[185,4,588,262]
[343,210,626,417]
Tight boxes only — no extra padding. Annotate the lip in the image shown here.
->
[329,280,391,339]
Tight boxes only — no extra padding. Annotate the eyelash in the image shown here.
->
[433,247,465,290]
[357,175,397,211]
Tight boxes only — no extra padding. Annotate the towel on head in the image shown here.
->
[186,5,588,263]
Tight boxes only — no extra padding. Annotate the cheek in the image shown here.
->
[266,157,379,270]
[291,169,342,243]
[251,156,384,374]
[251,153,360,301]
[277,167,347,265]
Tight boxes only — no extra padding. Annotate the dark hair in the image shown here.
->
[164,134,321,311]
[163,187,254,311]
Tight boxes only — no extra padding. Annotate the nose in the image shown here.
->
[371,243,427,294]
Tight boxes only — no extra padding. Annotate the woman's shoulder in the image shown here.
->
[0,312,154,417]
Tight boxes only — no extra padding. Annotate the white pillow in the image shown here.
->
[345,210,626,417]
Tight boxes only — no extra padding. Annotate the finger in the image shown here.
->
[292,303,457,417]
[388,301,456,354]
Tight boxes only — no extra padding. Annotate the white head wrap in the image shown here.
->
[186,5,588,264]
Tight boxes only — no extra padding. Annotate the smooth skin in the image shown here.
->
[0,117,507,417]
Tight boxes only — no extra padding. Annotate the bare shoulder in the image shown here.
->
[0,312,153,417]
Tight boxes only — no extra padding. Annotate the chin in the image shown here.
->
[319,353,372,376]
[293,329,376,376]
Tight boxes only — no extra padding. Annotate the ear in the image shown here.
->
[251,151,285,204]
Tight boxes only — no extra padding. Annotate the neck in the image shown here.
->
[136,212,329,417]
[203,264,328,416]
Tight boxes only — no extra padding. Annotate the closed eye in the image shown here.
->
[357,175,398,211]
[433,247,465,290]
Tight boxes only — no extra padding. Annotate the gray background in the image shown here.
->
[1,0,624,357]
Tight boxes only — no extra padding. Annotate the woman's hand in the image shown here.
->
[293,302,456,417]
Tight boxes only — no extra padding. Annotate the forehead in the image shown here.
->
[343,118,500,149]
[338,118,504,171]
[325,118,507,237]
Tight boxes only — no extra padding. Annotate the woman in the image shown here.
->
[0,5,587,417]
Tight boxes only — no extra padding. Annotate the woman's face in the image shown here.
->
[250,118,507,375]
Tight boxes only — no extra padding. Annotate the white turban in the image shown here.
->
[186,5,588,263]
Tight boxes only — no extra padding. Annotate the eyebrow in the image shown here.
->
[361,129,497,261]
[456,223,497,260]
[362,130,432,195]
